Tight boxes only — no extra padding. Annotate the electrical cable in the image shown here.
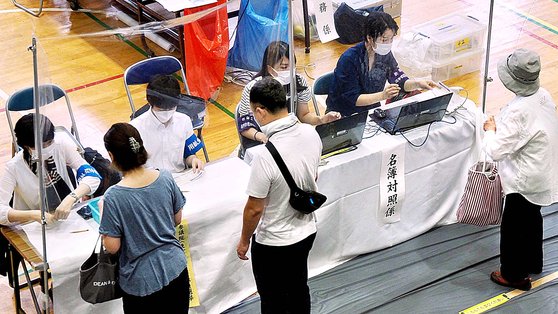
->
[439,115,457,125]
[363,121,384,139]
[445,88,469,116]
[397,122,434,148]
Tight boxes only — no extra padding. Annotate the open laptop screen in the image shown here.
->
[370,85,453,135]
[394,92,453,132]
[315,111,368,155]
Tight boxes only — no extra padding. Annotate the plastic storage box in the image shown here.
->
[431,48,484,81]
[413,14,486,62]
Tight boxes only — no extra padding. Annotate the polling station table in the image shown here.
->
[10,98,481,314]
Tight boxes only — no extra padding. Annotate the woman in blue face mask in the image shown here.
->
[235,41,341,159]
[326,12,437,117]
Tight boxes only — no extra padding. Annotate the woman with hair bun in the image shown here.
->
[100,123,189,313]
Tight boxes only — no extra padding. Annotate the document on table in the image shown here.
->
[156,0,217,12]
[172,169,205,190]
[21,211,99,261]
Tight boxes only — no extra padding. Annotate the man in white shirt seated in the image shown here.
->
[130,75,205,173]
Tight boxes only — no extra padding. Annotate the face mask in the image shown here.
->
[374,42,392,56]
[274,70,292,86]
[152,108,176,124]
[30,142,55,159]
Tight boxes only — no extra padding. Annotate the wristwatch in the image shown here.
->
[69,192,80,202]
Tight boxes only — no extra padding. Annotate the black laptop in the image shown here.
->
[370,89,453,135]
[315,111,368,155]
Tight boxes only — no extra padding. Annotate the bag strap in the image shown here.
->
[92,234,112,262]
[265,141,299,191]
[91,234,101,255]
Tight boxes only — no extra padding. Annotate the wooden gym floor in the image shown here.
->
[0,0,557,312]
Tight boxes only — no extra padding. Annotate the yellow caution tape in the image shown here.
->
[321,145,357,160]
[459,294,510,314]
[459,271,558,314]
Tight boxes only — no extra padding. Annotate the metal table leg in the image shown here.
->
[302,0,311,53]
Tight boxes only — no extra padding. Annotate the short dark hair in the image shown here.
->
[249,77,287,114]
[364,12,399,43]
[146,75,181,110]
[14,113,55,149]
[256,41,293,78]
[103,123,148,172]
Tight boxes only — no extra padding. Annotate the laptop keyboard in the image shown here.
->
[379,118,396,133]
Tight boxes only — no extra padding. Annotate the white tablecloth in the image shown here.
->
[21,212,123,314]
[22,100,481,314]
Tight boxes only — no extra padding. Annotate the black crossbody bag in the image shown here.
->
[265,141,327,214]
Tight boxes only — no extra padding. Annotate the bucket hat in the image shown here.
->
[497,48,540,96]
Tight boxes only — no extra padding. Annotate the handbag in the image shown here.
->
[265,141,327,214]
[79,235,122,304]
[456,160,504,226]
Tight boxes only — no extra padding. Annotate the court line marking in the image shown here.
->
[516,24,558,50]
[459,271,558,314]
[208,99,234,119]
[65,74,123,94]
[84,12,148,57]
[498,2,558,36]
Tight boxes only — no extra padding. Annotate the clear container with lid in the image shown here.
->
[413,14,486,62]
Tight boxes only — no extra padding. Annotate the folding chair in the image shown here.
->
[311,71,335,116]
[124,56,209,162]
[5,84,83,156]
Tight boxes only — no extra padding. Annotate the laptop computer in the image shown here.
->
[315,110,368,155]
[370,86,453,135]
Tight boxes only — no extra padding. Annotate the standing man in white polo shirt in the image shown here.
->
[236,77,322,313]
[130,75,204,173]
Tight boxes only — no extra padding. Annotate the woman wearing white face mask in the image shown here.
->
[0,113,101,226]
[326,12,437,117]
[130,75,205,173]
[235,41,341,158]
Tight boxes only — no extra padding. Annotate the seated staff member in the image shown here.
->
[236,41,341,152]
[326,11,437,117]
[0,114,101,225]
[130,75,204,173]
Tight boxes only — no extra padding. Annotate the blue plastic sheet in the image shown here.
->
[227,0,289,71]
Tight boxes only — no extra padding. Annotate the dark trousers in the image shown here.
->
[500,193,543,281]
[122,267,190,314]
[251,233,317,314]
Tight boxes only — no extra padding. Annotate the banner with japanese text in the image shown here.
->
[176,220,201,307]
[314,0,339,42]
[379,144,405,224]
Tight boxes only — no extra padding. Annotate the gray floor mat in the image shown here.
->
[225,204,558,313]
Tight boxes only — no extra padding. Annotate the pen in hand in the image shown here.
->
[70,229,89,234]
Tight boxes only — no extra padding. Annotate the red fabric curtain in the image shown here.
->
[183,0,229,100]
